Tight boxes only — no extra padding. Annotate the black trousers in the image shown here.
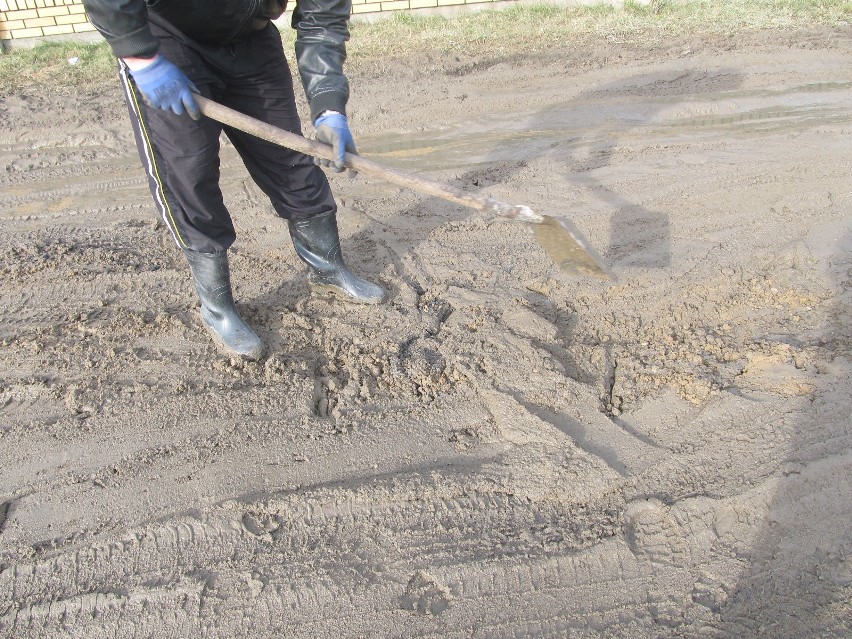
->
[120,16,336,254]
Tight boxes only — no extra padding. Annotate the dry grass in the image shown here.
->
[341,0,851,58]
[1,1,849,90]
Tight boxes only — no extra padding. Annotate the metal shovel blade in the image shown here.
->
[533,215,616,280]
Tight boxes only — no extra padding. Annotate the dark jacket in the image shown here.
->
[82,0,352,120]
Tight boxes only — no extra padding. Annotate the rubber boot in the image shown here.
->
[183,249,266,361]
[288,211,386,304]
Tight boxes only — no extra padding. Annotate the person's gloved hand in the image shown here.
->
[314,111,357,173]
[127,56,200,121]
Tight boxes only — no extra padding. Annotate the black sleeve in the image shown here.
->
[82,0,160,58]
[291,0,351,123]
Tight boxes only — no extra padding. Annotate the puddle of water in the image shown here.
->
[363,82,852,172]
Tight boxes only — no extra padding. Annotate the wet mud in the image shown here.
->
[1,27,851,638]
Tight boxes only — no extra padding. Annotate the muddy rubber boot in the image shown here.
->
[183,249,266,361]
[288,211,386,305]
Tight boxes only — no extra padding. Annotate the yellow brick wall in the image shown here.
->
[0,0,512,43]
[352,0,485,15]
[1,0,95,41]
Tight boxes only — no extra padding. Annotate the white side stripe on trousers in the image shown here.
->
[118,61,187,248]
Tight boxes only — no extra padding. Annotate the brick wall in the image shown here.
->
[1,0,95,41]
[0,0,509,45]
[352,0,483,14]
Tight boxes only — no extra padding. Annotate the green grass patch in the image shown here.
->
[0,40,115,89]
[2,0,849,90]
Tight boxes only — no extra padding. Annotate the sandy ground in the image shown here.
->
[1,25,851,638]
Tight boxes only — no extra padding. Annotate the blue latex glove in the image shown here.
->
[128,56,200,121]
[314,112,357,173]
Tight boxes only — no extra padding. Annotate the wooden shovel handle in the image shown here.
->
[195,95,544,224]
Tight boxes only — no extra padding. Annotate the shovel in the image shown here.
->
[195,96,615,281]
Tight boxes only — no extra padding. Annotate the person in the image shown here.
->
[81,0,386,361]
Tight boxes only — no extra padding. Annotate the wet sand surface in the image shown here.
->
[1,27,850,638]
